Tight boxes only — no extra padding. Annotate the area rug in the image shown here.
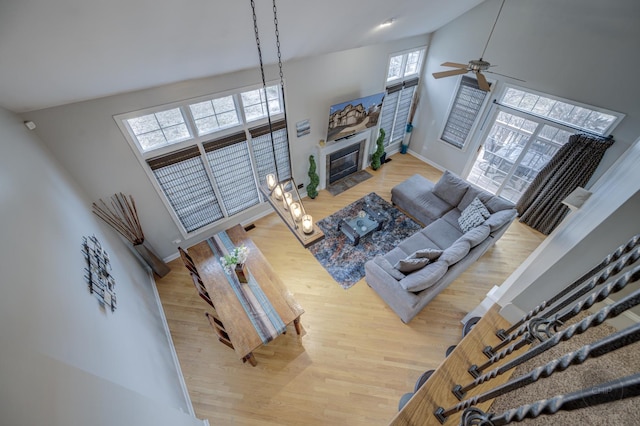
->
[326,170,373,196]
[308,192,422,289]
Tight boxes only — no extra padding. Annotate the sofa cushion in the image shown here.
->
[373,256,406,280]
[421,219,464,249]
[433,170,470,207]
[399,261,449,292]
[459,224,491,247]
[458,197,490,232]
[395,257,430,273]
[413,248,443,260]
[440,239,472,265]
[457,186,484,211]
[398,231,441,255]
[413,191,453,222]
[484,195,515,214]
[484,209,516,232]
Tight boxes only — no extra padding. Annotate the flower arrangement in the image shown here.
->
[220,245,249,273]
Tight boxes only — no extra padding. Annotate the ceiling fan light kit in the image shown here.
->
[432,0,522,91]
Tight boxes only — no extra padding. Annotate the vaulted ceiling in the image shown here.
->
[0,0,484,112]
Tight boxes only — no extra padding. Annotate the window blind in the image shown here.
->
[147,146,223,232]
[441,76,489,149]
[203,132,260,216]
[380,78,418,147]
[250,120,291,187]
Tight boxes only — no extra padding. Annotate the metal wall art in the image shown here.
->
[82,235,117,311]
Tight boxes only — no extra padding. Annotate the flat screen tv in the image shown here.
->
[326,92,385,142]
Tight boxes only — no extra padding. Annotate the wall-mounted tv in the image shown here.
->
[326,92,385,142]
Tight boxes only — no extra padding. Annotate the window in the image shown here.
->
[241,85,282,122]
[379,78,418,147]
[379,47,425,148]
[465,85,624,202]
[441,76,490,149]
[387,48,425,83]
[189,95,239,136]
[127,108,191,152]
[115,82,290,237]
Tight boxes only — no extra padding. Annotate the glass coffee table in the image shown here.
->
[338,205,386,245]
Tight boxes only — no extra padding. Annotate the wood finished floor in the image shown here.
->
[155,153,545,425]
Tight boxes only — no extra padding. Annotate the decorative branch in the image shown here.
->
[92,193,145,245]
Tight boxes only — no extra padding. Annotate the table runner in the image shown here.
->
[207,231,286,344]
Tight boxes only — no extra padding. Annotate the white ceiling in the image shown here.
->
[0,0,485,113]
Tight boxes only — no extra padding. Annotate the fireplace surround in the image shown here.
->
[316,129,373,190]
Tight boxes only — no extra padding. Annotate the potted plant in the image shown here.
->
[307,155,319,199]
[371,128,386,170]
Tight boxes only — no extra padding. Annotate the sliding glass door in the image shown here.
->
[465,86,621,203]
[466,110,571,202]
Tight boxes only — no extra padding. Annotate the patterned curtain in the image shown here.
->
[516,134,614,235]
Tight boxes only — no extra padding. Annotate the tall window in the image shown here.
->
[115,83,289,237]
[466,85,623,202]
[441,76,490,149]
[380,47,424,148]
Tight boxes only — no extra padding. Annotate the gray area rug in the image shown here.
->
[327,170,373,196]
[489,312,637,425]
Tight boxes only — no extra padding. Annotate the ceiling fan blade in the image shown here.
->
[475,71,491,91]
[433,68,469,79]
[441,62,469,69]
[485,70,526,82]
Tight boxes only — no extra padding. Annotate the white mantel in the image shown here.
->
[315,129,373,190]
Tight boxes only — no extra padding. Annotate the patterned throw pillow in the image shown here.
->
[458,197,490,233]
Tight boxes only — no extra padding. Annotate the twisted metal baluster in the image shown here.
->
[461,373,640,426]
[435,322,640,423]
[486,248,640,357]
[495,233,640,340]
[469,265,640,378]
[454,288,640,399]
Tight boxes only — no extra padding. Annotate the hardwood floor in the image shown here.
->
[155,153,545,425]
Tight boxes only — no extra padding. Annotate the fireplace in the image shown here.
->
[326,139,366,186]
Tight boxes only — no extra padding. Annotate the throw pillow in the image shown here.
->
[433,170,470,206]
[395,257,430,273]
[412,248,444,260]
[399,261,449,292]
[460,224,491,248]
[458,197,490,232]
[373,256,406,280]
[439,239,471,265]
[484,210,516,232]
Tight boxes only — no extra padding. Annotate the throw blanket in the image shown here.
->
[207,231,286,344]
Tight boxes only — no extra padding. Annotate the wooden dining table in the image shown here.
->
[188,224,304,366]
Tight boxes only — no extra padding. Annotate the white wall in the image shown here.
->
[0,107,202,425]
[23,35,429,259]
[413,0,640,183]
[495,138,640,322]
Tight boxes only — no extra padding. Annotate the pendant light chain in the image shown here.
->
[250,0,281,181]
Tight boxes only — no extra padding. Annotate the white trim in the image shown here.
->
[385,46,427,84]
[148,270,197,418]
[406,149,445,172]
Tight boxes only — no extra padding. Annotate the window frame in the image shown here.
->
[385,47,426,83]
[114,81,287,238]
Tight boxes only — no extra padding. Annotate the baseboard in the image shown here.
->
[148,270,197,418]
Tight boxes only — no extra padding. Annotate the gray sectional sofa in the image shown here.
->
[364,171,517,323]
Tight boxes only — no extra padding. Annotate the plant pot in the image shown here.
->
[133,242,170,277]
[235,263,248,283]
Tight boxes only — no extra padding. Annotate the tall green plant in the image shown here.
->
[307,154,319,199]
[371,128,386,170]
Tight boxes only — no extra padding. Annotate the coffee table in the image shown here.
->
[338,204,386,245]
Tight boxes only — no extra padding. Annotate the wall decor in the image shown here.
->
[92,192,170,277]
[82,235,117,311]
[296,119,310,137]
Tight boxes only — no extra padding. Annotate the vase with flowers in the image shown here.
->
[220,245,250,283]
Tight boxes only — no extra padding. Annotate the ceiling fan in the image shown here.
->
[432,0,524,91]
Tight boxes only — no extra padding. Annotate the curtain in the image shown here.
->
[516,134,614,235]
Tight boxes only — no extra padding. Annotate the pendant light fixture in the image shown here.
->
[250,0,324,248]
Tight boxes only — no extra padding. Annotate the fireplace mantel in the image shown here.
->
[315,129,373,190]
